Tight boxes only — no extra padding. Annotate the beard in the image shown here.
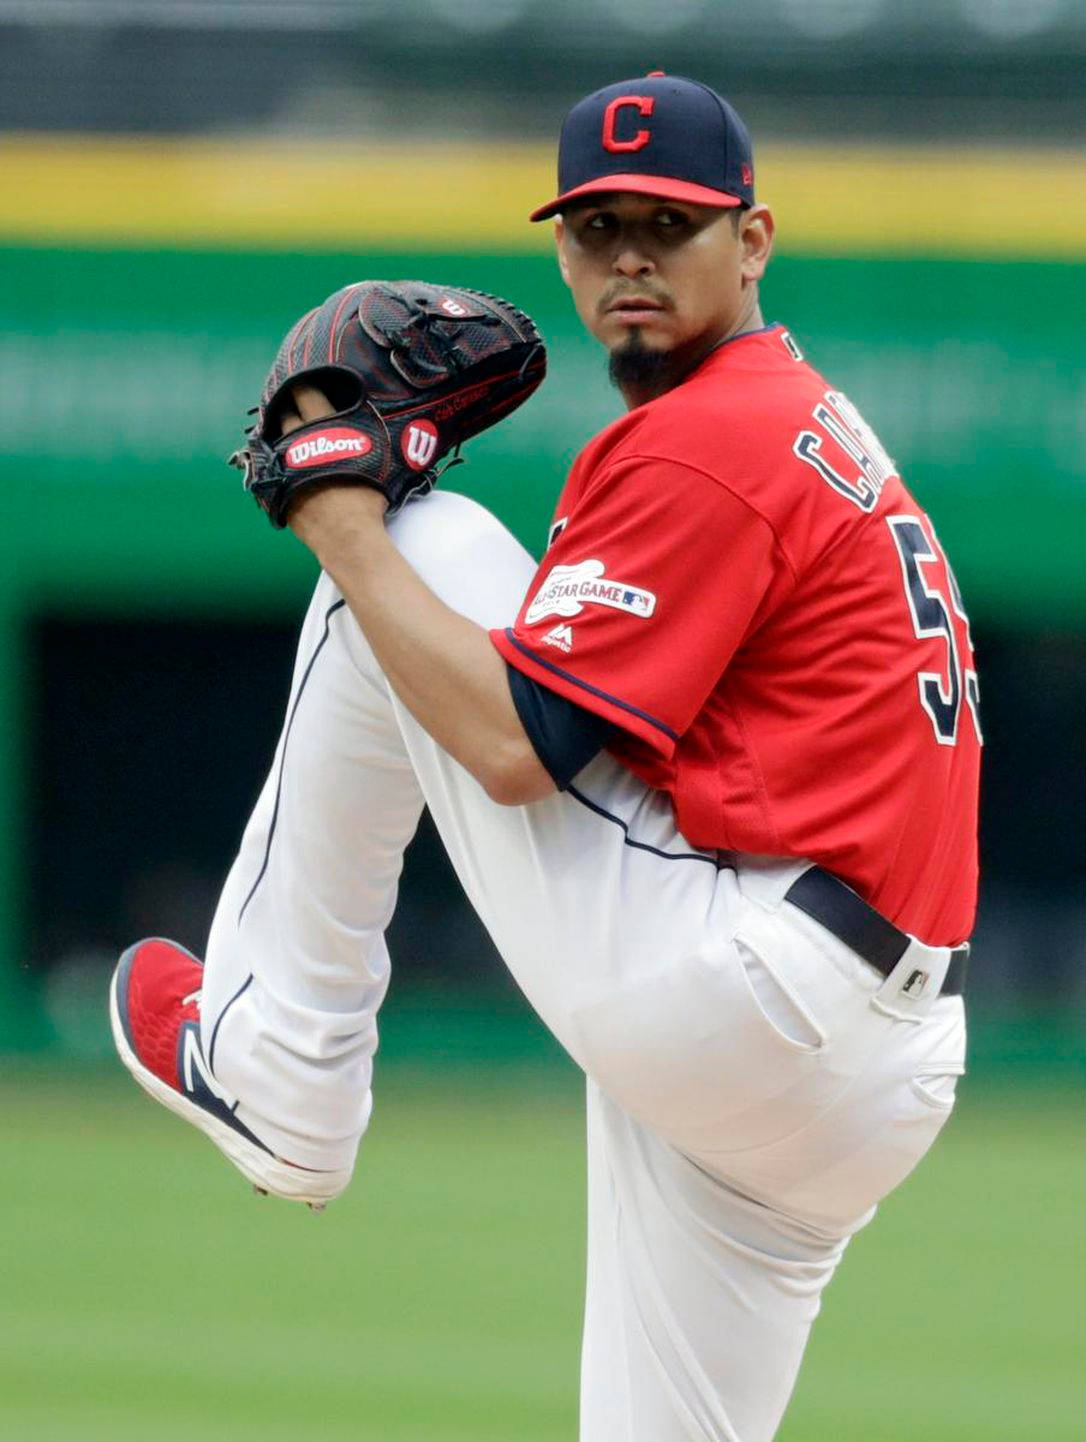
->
[607,329,699,404]
[607,331,674,393]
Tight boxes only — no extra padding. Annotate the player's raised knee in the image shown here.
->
[387,491,538,628]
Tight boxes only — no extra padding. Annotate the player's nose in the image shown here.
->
[611,244,654,277]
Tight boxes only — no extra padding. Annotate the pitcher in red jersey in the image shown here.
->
[112,73,979,1442]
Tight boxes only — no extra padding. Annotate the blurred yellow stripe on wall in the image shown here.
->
[1,136,555,251]
[2,134,1084,256]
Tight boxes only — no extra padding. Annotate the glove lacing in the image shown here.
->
[389,300,502,379]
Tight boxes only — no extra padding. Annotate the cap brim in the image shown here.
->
[529,173,744,222]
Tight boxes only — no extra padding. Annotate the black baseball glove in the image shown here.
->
[229,280,547,527]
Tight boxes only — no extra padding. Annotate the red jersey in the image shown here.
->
[491,325,981,944]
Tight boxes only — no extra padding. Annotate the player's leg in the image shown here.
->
[108,490,539,1195]
[107,573,431,1201]
[578,969,966,1442]
[579,1078,845,1442]
[192,578,426,1175]
[190,491,557,1177]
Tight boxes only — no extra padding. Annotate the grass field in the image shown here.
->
[1,1057,1082,1441]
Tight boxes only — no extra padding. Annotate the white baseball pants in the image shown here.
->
[200,491,967,1442]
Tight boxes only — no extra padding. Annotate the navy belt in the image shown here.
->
[784,867,968,997]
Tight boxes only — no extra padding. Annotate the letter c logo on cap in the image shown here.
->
[601,95,655,153]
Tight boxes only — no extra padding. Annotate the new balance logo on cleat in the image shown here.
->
[542,623,574,653]
[179,1020,244,1121]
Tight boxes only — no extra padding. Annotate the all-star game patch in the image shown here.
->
[525,559,656,626]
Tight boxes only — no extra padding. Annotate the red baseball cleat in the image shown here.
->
[109,938,348,1210]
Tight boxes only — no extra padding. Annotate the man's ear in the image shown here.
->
[554,217,572,287]
[739,204,774,285]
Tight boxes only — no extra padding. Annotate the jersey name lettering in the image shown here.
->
[793,391,897,512]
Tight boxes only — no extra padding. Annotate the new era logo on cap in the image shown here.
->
[530,72,755,222]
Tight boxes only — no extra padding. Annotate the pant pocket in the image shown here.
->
[569,942,830,1152]
[734,934,827,1053]
[910,1063,965,1110]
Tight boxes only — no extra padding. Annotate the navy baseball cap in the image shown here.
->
[530,72,754,222]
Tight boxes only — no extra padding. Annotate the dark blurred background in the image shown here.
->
[2,0,1084,1072]
[2,0,1084,142]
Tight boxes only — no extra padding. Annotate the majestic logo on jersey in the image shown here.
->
[792,391,897,512]
[525,559,656,626]
[542,623,574,653]
[401,419,440,470]
[602,95,655,153]
[284,428,373,469]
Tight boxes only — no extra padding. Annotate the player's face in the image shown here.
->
[554,195,772,399]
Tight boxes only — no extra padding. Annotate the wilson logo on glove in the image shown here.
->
[285,429,373,469]
[401,420,440,471]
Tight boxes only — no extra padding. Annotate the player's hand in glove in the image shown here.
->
[229,280,547,528]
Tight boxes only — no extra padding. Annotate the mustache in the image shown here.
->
[597,284,671,316]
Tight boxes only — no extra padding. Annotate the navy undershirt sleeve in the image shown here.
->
[506,664,616,789]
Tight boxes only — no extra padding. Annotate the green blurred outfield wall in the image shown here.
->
[3,243,1085,1044]
[6,247,1083,613]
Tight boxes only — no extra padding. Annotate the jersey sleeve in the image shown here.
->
[490,455,785,756]
[505,664,615,788]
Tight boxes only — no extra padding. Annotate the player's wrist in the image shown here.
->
[288,483,389,561]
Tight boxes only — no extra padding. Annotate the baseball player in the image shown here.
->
[111,74,980,1440]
